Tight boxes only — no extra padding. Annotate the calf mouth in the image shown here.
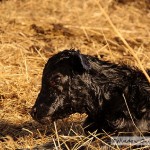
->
[30,107,52,125]
[37,116,52,125]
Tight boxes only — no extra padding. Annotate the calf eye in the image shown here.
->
[50,75,62,86]
[54,75,61,82]
[50,81,56,86]
[55,76,61,82]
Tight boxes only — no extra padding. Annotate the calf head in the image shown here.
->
[30,50,91,124]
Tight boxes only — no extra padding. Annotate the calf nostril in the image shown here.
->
[40,103,44,107]
[31,107,37,117]
[33,107,37,113]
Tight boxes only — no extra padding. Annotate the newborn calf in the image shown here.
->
[31,49,150,136]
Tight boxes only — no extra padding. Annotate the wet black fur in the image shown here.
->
[31,49,150,136]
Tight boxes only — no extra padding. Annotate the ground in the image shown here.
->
[0,0,150,149]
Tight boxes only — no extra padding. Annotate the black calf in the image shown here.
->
[31,49,150,136]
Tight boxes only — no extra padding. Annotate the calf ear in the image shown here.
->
[70,50,91,73]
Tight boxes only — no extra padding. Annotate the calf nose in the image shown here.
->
[30,107,37,118]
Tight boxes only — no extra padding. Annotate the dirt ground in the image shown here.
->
[0,0,150,149]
